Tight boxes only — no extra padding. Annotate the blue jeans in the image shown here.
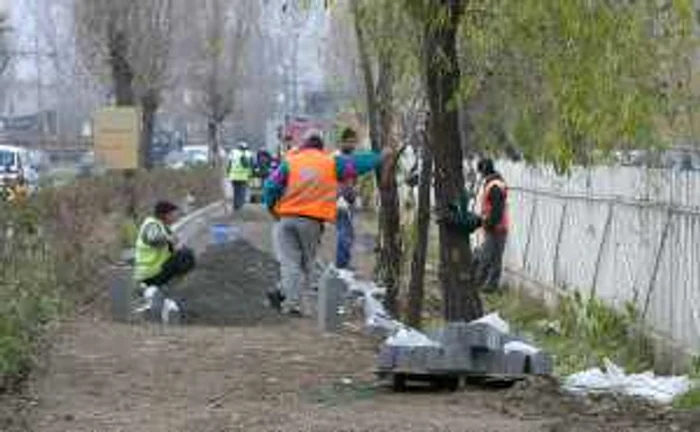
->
[336,209,354,269]
[232,181,247,210]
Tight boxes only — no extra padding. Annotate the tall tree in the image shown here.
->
[422,0,482,321]
[74,0,175,168]
[0,13,11,78]
[187,0,259,165]
[459,0,695,169]
[348,0,421,315]
[406,127,432,328]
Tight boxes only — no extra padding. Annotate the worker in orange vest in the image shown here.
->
[435,157,509,292]
[474,158,509,292]
[263,130,391,316]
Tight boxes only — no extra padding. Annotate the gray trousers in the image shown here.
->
[474,231,508,292]
[276,217,323,312]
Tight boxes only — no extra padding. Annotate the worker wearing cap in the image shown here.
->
[263,130,392,316]
[227,142,254,211]
[335,127,359,270]
[473,158,509,292]
[134,201,195,288]
[438,158,509,292]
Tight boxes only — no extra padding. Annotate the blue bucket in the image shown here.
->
[211,223,231,244]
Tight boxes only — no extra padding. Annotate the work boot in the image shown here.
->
[284,307,303,318]
[266,290,285,312]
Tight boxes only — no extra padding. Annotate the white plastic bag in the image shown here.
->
[504,340,540,355]
[471,312,510,334]
[161,298,181,324]
[222,177,233,200]
[386,327,440,347]
[337,196,350,212]
[563,358,693,404]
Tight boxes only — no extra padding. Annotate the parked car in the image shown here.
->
[165,145,209,170]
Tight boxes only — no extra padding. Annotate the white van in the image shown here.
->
[0,145,32,184]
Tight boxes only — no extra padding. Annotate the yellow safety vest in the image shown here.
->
[134,216,173,282]
[228,149,253,182]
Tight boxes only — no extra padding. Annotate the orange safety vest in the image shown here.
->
[481,178,509,233]
[275,149,338,222]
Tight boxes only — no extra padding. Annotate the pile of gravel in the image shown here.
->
[167,239,284,326]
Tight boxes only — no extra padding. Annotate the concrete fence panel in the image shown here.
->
[499,161,700,353]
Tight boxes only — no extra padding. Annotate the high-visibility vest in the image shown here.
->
[228,149,253,181]
[480,178,509,233]
[275,149,338,222]
[134,216,173,282]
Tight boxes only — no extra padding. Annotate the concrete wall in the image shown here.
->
[500,161,700,353]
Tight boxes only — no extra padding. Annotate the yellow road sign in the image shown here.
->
[94,107,141,170]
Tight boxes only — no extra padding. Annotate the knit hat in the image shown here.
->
[154,200,179,218]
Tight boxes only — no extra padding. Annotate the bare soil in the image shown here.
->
[4,205,700,431]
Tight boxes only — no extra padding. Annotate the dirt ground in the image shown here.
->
[5,206,700,431]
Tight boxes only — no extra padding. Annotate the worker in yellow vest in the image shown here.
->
[227,142,254,211]
[134,201,195,289]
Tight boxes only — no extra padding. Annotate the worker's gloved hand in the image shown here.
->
[433,205,460,226]
[462,211,483,234]
[435,203,482,236]
[337,196,350,212]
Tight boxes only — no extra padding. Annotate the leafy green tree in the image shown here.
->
[460,0,695,169]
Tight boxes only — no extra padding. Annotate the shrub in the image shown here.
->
[0,167,220,389]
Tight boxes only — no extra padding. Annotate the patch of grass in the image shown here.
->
[673,387,700,410]
[485,288,654,377]
[0,168,221,388]
[303,381,379,407]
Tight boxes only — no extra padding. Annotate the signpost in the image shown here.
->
[94,107,141,219]
[93,107,141,170]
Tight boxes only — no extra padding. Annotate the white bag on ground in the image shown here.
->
[504,340,540,355]
[386,327,440,347]
[471,312,511,334]
[222,176,233,200]
[563,358,692,404]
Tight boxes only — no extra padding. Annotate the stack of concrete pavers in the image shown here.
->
[377,320,553,377]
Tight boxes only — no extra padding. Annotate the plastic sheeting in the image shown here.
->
[564,358,693,404]
[386,327,441,347]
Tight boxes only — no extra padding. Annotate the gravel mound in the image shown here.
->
[168,239,284,326]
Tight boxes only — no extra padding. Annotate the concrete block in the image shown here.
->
[503,350,529,375]
[465,323,504,351]
[377,346,396,370]
[470,348,504,374]
[531,352,554,375]
[501,350,553,375]
[317,267,347,332]
[109,265,136,323]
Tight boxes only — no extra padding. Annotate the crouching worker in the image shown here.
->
[263,131,392,317]
[134,201,195,320]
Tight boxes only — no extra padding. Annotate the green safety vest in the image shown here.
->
[228,149,253,182]
[134,216,173,282]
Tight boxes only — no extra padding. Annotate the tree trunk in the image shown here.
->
[107,24,135,106]
[351,0,380,154]
[140,91,158,169]
[351,0,402,315]
[424,0,483,322]
[406,145,433,328]
[376,79,401,314]
[207,120,220,167]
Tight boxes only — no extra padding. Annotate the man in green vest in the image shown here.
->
[135,201,195,289]
[227,142,254,211]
